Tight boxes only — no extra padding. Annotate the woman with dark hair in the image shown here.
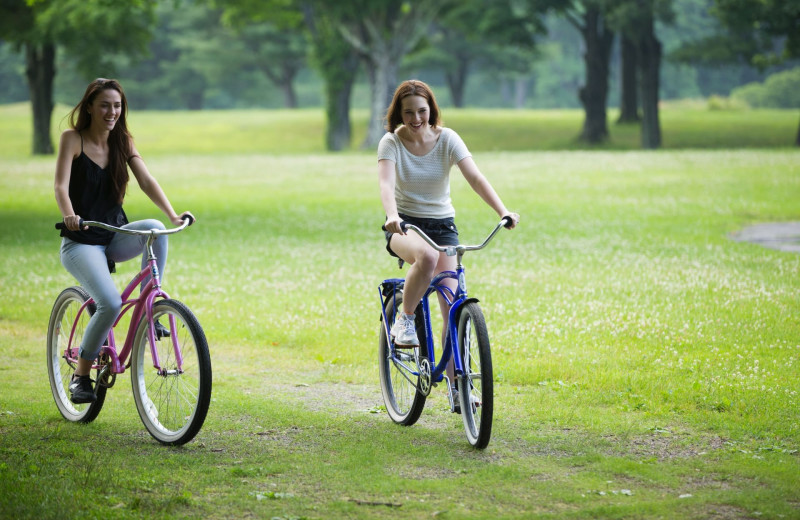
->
[54,78,193,404]
[378,79,519,407]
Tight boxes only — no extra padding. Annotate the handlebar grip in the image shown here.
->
[501,215,513,229]
[55,219,85,231]
[381,221,409,233]
[183,214,195,226]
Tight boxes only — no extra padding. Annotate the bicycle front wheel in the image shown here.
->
[131,299,211,445]
[46,287,107,423]
[457,302,494,449]
[379,290,428,425]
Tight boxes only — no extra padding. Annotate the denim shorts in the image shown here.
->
[384,213,459,258]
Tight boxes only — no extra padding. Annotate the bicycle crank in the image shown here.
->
[417,358,432,396]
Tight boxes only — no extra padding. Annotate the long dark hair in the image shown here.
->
[384,79,442,133]
[68,78,132,204]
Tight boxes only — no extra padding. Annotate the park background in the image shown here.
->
[1,0,799,519]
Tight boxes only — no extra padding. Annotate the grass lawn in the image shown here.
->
[0,104,799,519]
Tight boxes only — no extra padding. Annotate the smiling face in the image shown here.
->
[400,95,430,134]
[88,88,122,132]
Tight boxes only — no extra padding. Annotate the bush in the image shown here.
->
[707,94,750,110]
[731,67,800,108]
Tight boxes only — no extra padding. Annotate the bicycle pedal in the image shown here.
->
[154,321,171,339]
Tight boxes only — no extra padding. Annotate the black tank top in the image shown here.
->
[60,133,128,245]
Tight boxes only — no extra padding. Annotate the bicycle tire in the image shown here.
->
[378,290,428,425]
[130,299,211,445]
[46,287,108,423]
[457,301,493,449]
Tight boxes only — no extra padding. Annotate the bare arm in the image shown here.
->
[378,159,405,234]
[54,130,86,231]
[128,143,192,226]
[457,156,519,228]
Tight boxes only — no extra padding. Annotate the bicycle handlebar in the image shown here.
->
[399,216,511,256]
[55,215,194,236]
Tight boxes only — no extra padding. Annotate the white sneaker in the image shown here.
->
[390,313,419,347]
[452,388,481,414]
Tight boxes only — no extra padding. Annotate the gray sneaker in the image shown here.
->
[390,313,419,347]
[69,374,96,404]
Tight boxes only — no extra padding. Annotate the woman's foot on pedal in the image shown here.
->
[451,388,481,414]
[390,313,419,347]
[69,374,96,404]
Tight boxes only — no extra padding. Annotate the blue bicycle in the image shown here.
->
[378,217,511,449]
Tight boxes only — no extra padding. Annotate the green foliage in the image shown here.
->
[35,0,156,76]
[712,0,800,62]
[0,42,27,104]
[706,94,748,110]
[731,67,800,108]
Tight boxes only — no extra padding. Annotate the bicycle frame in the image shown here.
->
[380,217,510,389]
[61,220,190,376]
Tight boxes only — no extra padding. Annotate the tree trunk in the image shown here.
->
[618,35,640,123]
[336,2,443,149]
[302,3,358,151]
[324,50,359,151]
[281,66,298,109]
[577,6,614,144]
[25,42,55,155]
[795,112,799,147]
[362,57,398,149]
[499,78,512,106]
[638,13,662,150]
[514,77,528,109]
[445,55,469,108]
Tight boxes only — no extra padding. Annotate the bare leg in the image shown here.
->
[74,358,93,377]
[389,233,439,315]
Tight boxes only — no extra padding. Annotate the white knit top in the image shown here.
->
[377,127,472,218]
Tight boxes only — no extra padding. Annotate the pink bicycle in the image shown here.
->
[48,217,211,445]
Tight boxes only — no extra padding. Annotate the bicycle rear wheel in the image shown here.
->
[379,290,428,425]
[457,302,493,449]
[131,299,211,445]
[46,287,107,423]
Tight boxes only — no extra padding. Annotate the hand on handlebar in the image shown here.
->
[173,211,196,227]
[383,216,405,235]
[502,212,520,230]
[62,215,87,231]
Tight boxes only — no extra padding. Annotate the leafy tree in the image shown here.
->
[332,0,449,148]
[568,1,616,143]
[219,0,308,109]
[712,0,800,144]
[211,0,359,149]
[407,0,548,108]
[534,0,616,143]
[0,0,156,154]
[607,0,674,149]
[301,1,360,150]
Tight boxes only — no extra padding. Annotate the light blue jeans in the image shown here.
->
[60,219,168,361]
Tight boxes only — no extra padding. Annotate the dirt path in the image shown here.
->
[730,222,800,253]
